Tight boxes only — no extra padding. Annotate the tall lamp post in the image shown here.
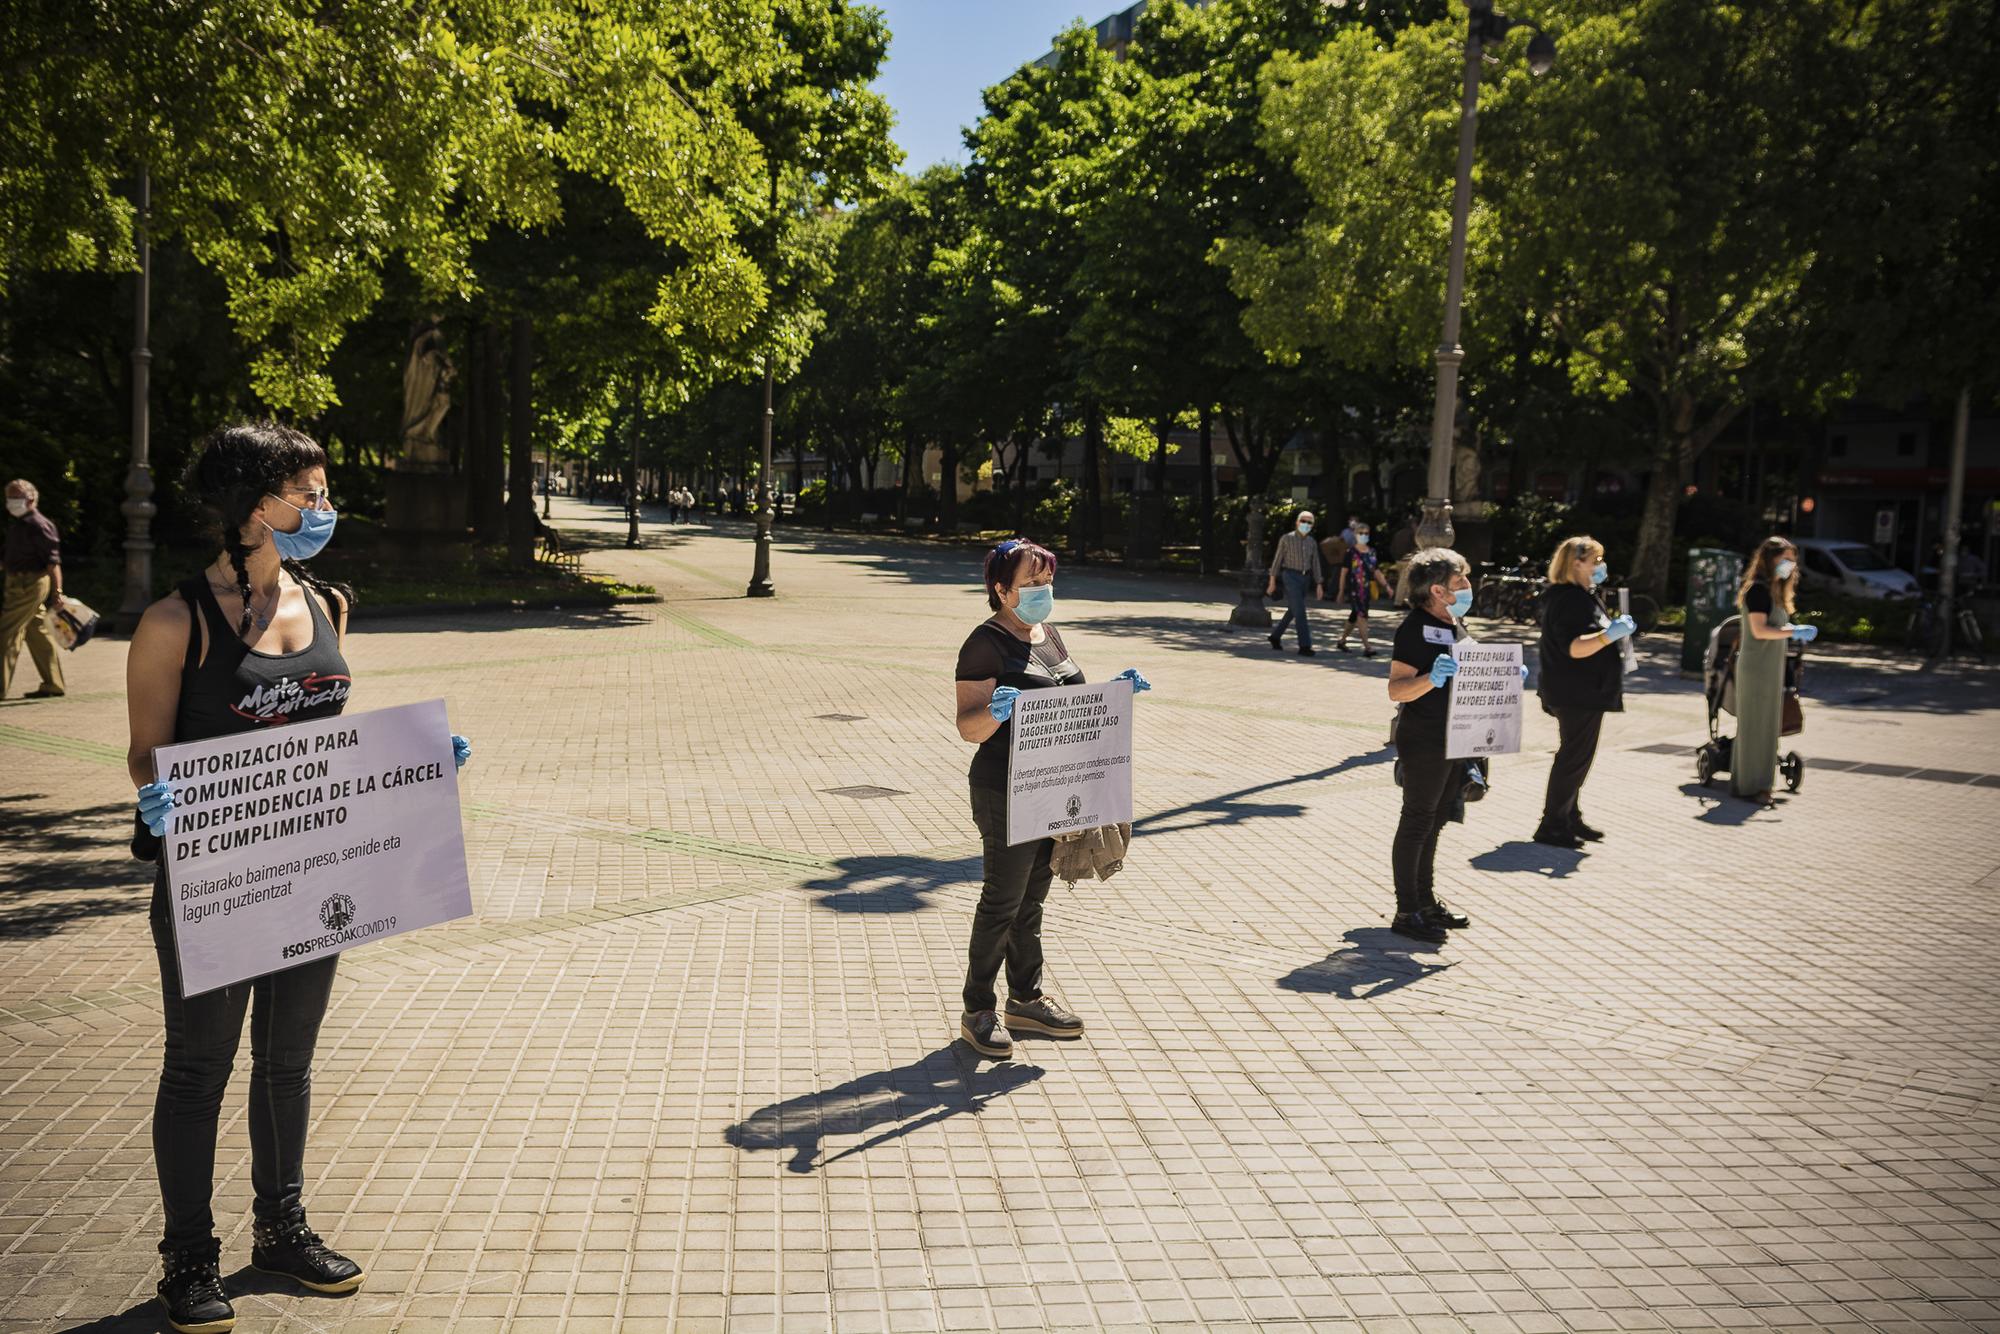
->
[117,166,156,631]
[1417,0,1555,551]
[747,355,776,597]
[625,370,641,549]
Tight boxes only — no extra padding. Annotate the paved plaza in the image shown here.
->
[3,498,1998,1334]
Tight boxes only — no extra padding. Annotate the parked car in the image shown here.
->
[1796,538,1920,600]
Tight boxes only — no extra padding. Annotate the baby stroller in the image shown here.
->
[1694,615,1805,792]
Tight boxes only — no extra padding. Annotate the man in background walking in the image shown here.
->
[1266,509,1326,657]
[2,478,65,700]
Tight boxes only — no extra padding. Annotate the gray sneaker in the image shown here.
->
[1005,993,1084,1038]
[959,1009,1013,1060]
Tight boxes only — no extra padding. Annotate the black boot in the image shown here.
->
[1570,813,1604,841]
[1390,911,1448,945]
[1532,822,1584,850]
[251,1216,365,1294]
[158,1240,234,1333]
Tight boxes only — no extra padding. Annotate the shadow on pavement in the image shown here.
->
[0,798,151,934]
[56,1304,168,1333]
[800,851,980,913]
[1468,839,1588,879]
[1278,928,1454,1000]
[1678,781,1777,825]
[1061,611,1396,665]
[1137,749,1394,834]
[346,605,654,636]
[54,1269,356,1334]
[725,1043,1044,1173]
[1800,654,1996,715]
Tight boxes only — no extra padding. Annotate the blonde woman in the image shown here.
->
[1733,536,1817,803]
[1533,536,1634,847]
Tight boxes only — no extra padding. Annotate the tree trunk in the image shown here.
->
[939,439,958,533]
[1198,407,1214,575]
[1016,435,1033,534]
[506,314,536,568]
[1631,393,1743,599]
[474,322,508,541]
[463,322,485,526]
[1080,406,1103,561]
[1631,433,1681,600]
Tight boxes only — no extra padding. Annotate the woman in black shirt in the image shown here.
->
[1533,536,1635,848]
[952,539,1147,1060]
[125,423,471,1333]
[1384,548,1481,945]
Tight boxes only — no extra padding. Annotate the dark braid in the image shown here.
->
[185,421,356,634]
[225,535,257,636]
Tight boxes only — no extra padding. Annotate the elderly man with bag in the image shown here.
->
[2,478,65,700]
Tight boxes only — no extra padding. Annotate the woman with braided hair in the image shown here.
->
[124,422,471,1333]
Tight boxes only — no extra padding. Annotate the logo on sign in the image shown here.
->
[319,893,356,932]
[1065,795,1081,819]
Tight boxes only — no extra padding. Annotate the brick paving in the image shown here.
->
[2,496,1998,1333]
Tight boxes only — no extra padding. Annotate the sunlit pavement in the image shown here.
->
[3,496,1997,1332]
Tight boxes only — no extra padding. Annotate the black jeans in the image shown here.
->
[150,876,339,1252]
[963,785,1053,1013]
[1541,707,1605,831]
[1392,734,1457,914]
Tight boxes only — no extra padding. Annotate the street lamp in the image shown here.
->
[117,166,156,632]
[747,355,775,597]
[1417,0,1555,551]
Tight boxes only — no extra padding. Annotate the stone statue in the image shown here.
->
[1453,442,1482,502]
[398,318,454,471]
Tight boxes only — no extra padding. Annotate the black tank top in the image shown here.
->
[174,575,352,744]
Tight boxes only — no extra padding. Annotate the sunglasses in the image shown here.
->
[281,487,334,511]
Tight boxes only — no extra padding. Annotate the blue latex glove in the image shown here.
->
[1428,655,1460,688]
[1519,663,1531,683]
[1790,624,1819,643]
[137,781,175,837]
[451,734,472,770]
[1113,668,1152,693]
[1602,615,1637,643]
[988,685,1021,722]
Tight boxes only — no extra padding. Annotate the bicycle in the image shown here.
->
[1905,593,1987,661]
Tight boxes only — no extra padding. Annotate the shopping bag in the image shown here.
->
[49,596,100,651]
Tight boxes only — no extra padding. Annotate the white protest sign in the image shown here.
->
[1006,678,1134,846]
[1445,641,1523,759]
[156,699,473,996]
[1617,588,1638,675]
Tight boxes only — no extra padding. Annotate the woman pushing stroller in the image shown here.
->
[1731,537,1818,805]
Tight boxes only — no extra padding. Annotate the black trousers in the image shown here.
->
[1540,707,1605,830]
[963,785,1053,1013]
[1392,735,1456,914]
[150,877,338,1253]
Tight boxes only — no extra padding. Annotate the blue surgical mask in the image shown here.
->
[1297,521,1313,535]
[264,495,338,561]
[1774,558,1795,581]
[1448,588,1473,618]
[1355,534,1369,548]
[1014,584,1055,625]
[1591,562,1608,586]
